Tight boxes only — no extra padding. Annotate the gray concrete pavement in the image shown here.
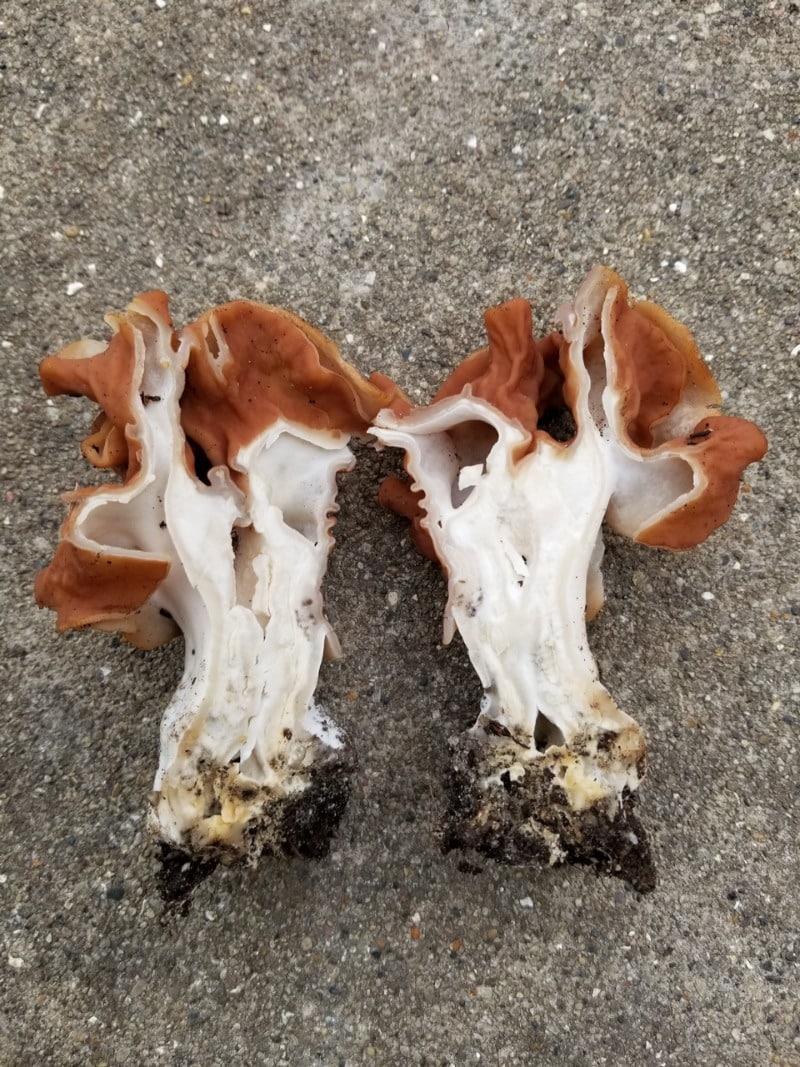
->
[1,2,797,1064]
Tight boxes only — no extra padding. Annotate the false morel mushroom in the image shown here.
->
[372,266,767,891]
[36,292,403,865]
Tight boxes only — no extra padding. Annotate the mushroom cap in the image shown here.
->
[377,265,767,559]
[36,292,406,643]
[180,300,407,471]
[433,297,568,443]
[36,293,177,640]
[34,541,171,638]
[571,267,768,548]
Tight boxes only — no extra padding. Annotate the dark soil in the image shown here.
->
[444,732,656,894]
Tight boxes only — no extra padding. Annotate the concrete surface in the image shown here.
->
[1,1,798,1064]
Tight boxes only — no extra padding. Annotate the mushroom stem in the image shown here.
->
[150,420,357,862]
[374,395,651,887]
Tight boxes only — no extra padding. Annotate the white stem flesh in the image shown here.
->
[150,411,353,848]
[372,295,651,811]
[375,395,635,740]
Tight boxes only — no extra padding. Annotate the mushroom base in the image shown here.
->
[155,749,353,915]
[444,732,656,893]
[153,738,355,897]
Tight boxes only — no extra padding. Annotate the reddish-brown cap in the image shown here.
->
[180,301,407,469]
[37,293,406,641]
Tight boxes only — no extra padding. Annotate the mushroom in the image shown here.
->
[371,266,767,891]
[36,292,404,865]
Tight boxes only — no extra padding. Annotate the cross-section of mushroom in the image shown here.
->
[372,266,767,891]
[36,292,403,865]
